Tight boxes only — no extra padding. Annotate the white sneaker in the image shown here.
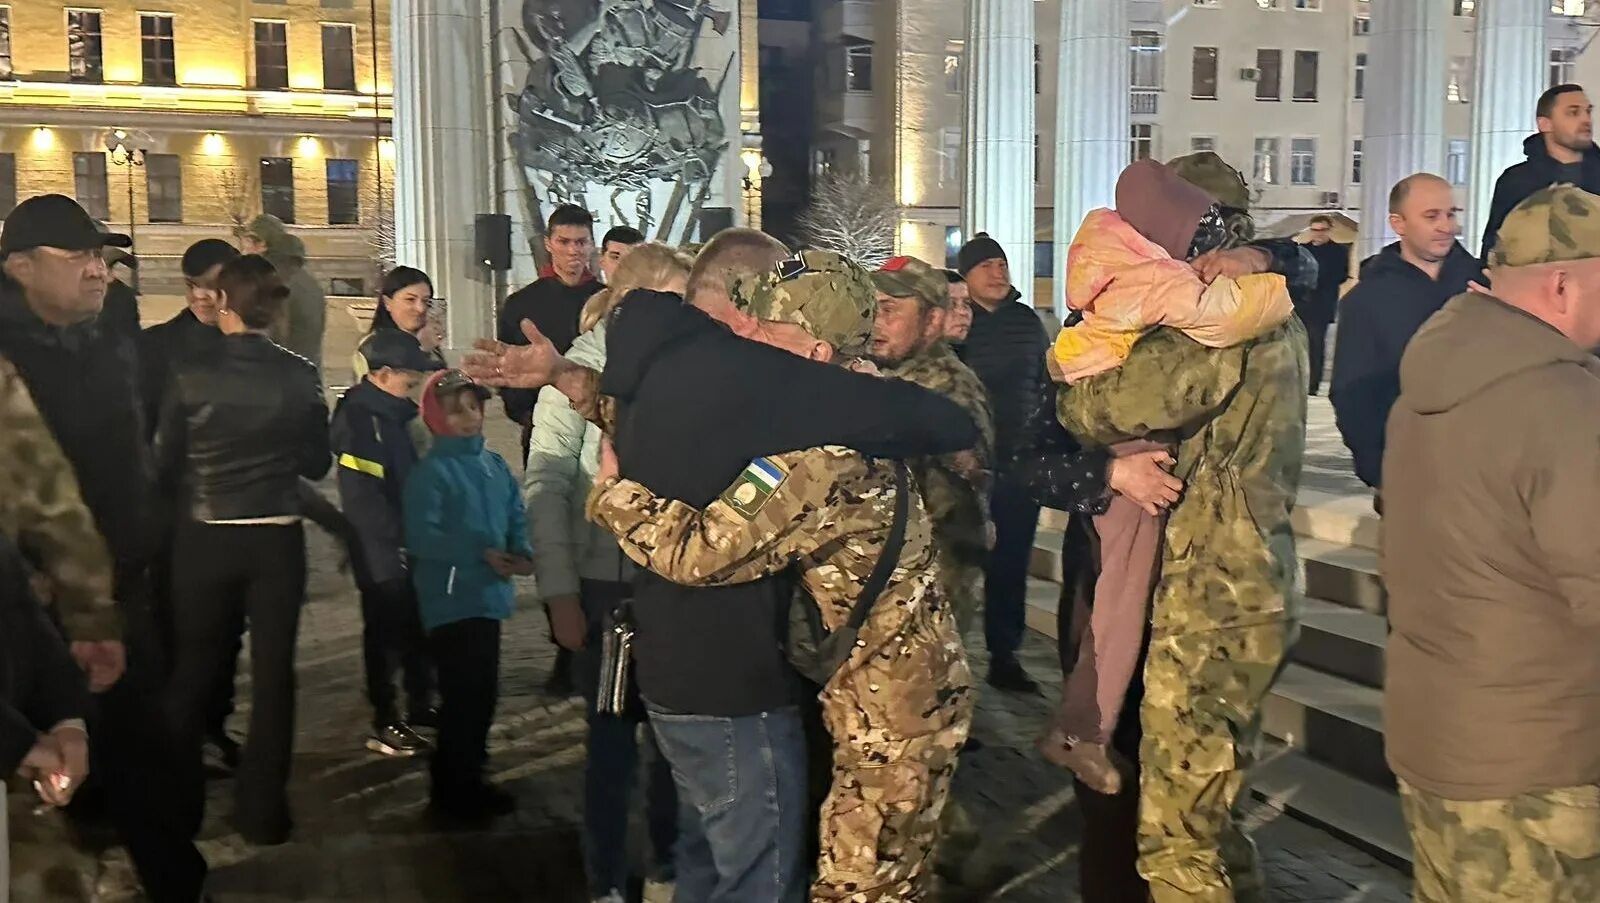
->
[591,893,625,903]
[642,879,675,903]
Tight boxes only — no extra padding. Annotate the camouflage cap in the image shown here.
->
[872,255,950,310]
[732,249,876,355]
[1488,185,1600,268]
[1167,151,1252,211]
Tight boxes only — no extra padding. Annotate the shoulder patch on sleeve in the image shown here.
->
[719,456,788,520]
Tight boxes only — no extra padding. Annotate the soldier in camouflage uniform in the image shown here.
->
[587,251,975,903]
[1056,153,1309,903]
[868,255,994,634]
[0,357,120,646]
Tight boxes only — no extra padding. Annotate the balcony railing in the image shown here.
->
[1130,89,1159,115]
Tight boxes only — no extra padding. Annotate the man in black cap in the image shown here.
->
[0,194,207,900]
[955,232,1050,693]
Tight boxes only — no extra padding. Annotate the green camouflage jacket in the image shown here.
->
[0,359,119,641]
[588,446,973,751]
[882,343,994,627]
[1057,322,1308,634]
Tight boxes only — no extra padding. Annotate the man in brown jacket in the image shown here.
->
[1383,184,1600,903]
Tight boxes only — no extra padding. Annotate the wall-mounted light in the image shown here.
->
[379,138,395,159]
[31,128,54,151]
[297,136,321,158]
[201,132,225,156]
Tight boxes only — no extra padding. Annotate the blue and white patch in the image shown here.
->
[720,456,788,520]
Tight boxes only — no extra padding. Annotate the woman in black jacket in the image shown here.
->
[155,254,331,846]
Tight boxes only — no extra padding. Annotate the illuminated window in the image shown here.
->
[1254,137,1280,185]
[1552,0,1585,14]
[67,9,104,83]
[254,21,289,91]
[1291,138,1317,185]
[74,153,109,221]
[322,24,356,91]
[944,40,963,94]
[1448,55,1471,103]
[1454,0,1475,16]
[146,154,182,223]
[140,14,176,86]
[326,159,359,224]
[260,157,295,223]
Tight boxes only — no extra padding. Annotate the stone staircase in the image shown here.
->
[1024,475,1411,869]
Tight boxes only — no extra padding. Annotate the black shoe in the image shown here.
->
[986,657,1041,695]
[408,706,439,731]
[428,783,516,825]
[203,732,241,775]
[366,722,430,757]
[233,815,292,846]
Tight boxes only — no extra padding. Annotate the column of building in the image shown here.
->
[392,0,496,354]
[1358,0,1448,259]
[962,0,1036,308]
[1050,0,1128,320]
[1465,0,1546,257]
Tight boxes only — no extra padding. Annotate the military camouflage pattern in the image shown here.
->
[872,256,951,310]
[1056,321,1309,902]
[1400,779,1600,903]
[731,250,877,356]
[882,343,994,634]
[1487,184,1600,268]
[588,447,974,901]
[0,359,118,641]
[1167,152,1252,211]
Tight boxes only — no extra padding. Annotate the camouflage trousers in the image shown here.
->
[1136,619,1293,903]
[814,722,972,902]
[1400,779,1600,903]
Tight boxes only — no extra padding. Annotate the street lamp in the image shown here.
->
[741,154,774,227]
[104,129,144,293]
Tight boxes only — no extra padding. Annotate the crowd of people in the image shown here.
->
[0,81,1596,903]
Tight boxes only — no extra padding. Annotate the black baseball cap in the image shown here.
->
[1,194,132,257]
[358,328,445,374]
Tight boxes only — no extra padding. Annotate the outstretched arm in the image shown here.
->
[588,447,865,587]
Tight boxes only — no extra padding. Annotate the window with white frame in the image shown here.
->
[1131,124,1156,163]
[1448,55,1471,103]
[1447,139,1470,186]
[1291,138,1317,185]
[1256,0,1283,9]
[1254,137,1280,185]
[939,127,961,186]
[1351,138,1363,184]
[1354,52,1366,100]
[1551,48,1578,88]
[1553,1,1585,15]
[140,13,175,85]
[1353,0,1371,34]
[1293,0,1322,9]
[1131,30,1163,91]
[1454,0,1475,16]
[944,40,963,94]
[1191,136,1217,153]
[1193,0,1220,8]
[845,42,872,92]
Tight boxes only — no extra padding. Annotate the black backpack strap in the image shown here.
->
[843,460,911,632]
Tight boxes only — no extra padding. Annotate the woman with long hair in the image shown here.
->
[355,266,446,379]
[156,254,331,846]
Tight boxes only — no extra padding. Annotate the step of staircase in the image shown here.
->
[1296,598,1385,689]
[1250,744,1411,869]
[1261,663,1392,791]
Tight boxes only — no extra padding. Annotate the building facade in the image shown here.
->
[813,0,1593,303]
[0,0,392,295]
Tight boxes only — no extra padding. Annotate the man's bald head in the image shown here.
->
[1388,173,1452,216]
[686,228,788,328]
[1387,173,1460,265]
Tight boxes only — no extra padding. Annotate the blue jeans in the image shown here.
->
[646,704,809,903]
[585,707,678,894]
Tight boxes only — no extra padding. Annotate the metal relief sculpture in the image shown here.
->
[511,0,733,244]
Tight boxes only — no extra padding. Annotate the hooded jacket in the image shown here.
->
[403,433,532,632]
[598,290,979,716]
[1479,133,1600,263]
[249,215,327,368]
[330,379,422,586]
[1383,292,1600,800]
[1329,242,1480,487]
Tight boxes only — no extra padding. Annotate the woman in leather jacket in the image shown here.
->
[154,254,330,846]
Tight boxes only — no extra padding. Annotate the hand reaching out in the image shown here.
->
[462,320,563,389]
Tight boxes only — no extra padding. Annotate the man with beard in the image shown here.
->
[1480,84,1600,263]
[869,255,993,634]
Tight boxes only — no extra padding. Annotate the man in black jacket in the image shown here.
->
[0,195,206,899]
[1479,84,1599,263]
[468,229,978,903]
[140,239,239,433]
[1302,215,1351,395]
[1332,174,1479,492]
[498,203,603,465]
[956,233,1050,693]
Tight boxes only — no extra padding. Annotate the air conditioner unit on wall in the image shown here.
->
[1321,191,1342,207]
[1239,67,1260,81]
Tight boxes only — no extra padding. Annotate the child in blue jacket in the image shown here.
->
[404,369,533,821]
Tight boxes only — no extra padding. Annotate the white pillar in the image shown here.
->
[1052,0,1127,320]
[1465,0,1546,258]
[392,0,495,356]
[1358,0,1448,259]
[962,0,1036,309]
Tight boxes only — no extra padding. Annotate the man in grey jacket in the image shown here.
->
[524,315,677,903]
[243,214,326,369]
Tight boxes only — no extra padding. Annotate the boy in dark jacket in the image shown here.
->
[331,329,444,757]
[404,370,532,821]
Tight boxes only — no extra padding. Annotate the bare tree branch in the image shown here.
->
[216,166,258,237]
[796,172,898,268]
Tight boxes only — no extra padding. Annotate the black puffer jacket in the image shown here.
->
[153,333,330,522]
[957,289,1049,477]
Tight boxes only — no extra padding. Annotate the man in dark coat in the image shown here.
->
[1300,215,1350,395]
[1479,84,1600,264]
[1332,174,1480,493]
